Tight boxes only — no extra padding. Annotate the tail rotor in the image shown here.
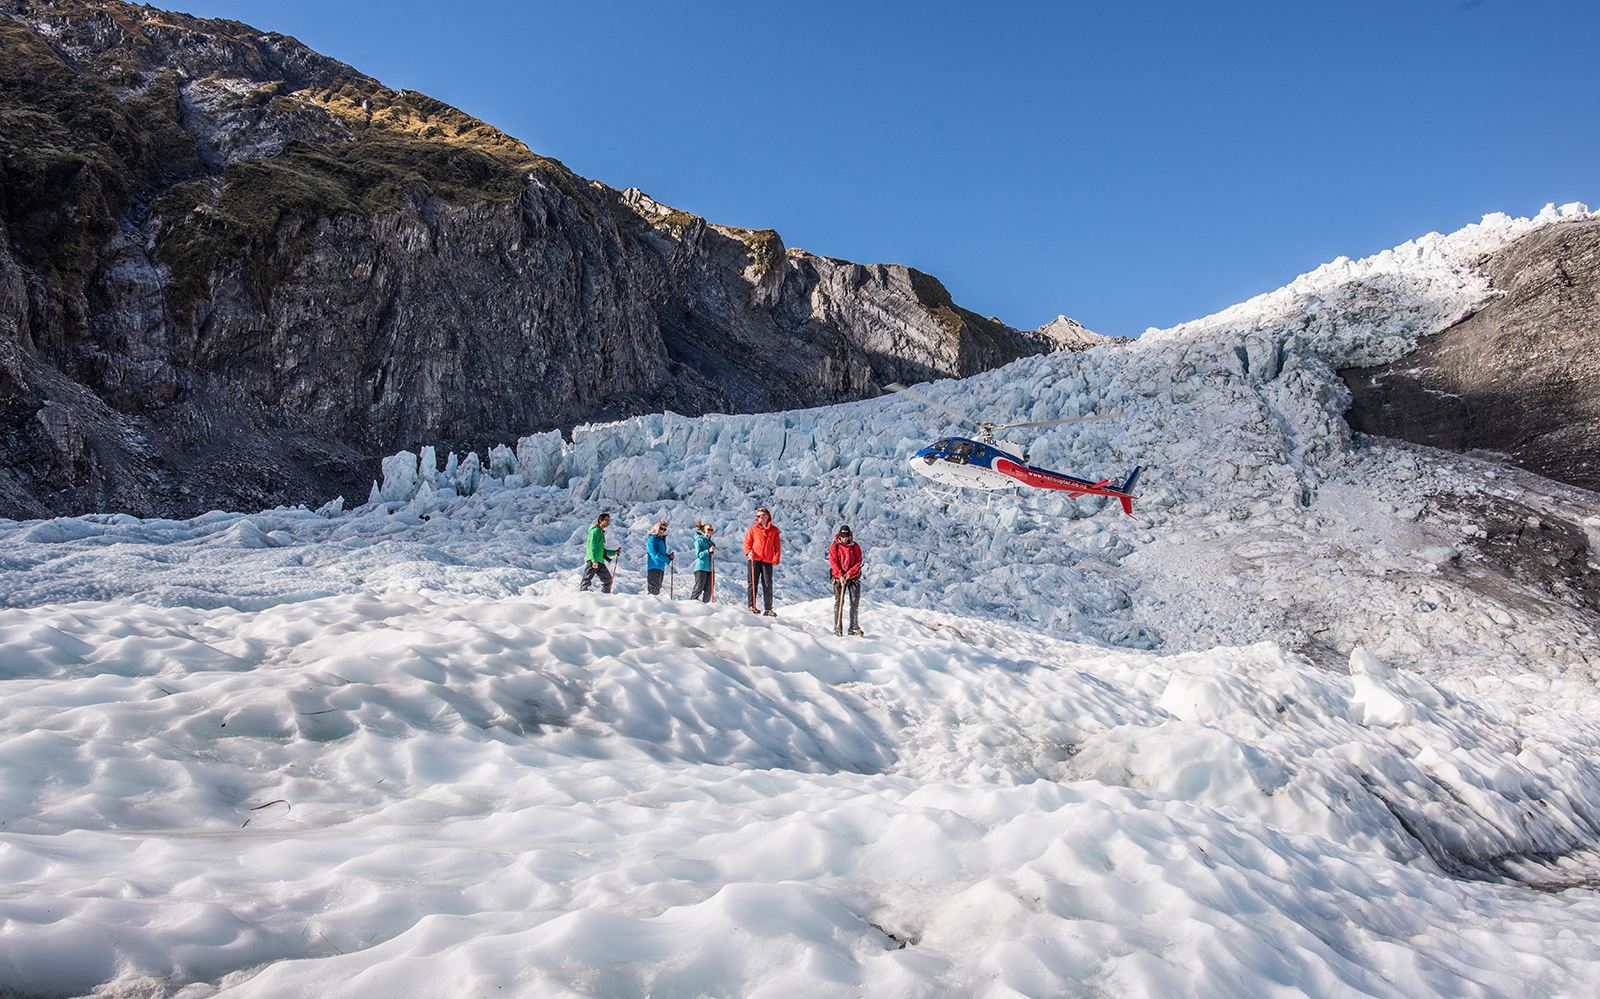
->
[1117,466,1142,516]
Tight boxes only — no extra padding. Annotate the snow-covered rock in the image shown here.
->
[1034,313,1113,350]
[516,429,566,486]
[378,450,419,503]
[595,452,666,503]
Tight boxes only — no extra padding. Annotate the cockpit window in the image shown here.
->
[932,438,951,451]
[951,440,975,456]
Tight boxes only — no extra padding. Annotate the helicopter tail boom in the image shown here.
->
[986,459,1141,515]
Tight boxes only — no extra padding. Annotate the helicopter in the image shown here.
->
[885,383,1142,516]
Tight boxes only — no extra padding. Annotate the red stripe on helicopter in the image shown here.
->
[994,458,1117,495]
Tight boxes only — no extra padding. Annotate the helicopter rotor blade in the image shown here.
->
[882,382,981,430]
[992,412,1125,431]
[886,382,1123,435]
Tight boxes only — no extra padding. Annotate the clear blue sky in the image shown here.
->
[179,0,1598,338]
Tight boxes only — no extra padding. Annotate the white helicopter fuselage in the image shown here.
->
[907,435,1029,491]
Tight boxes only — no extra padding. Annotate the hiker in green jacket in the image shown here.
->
[581,512,620,592]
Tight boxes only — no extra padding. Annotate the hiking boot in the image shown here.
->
[848,627,864,636]
[763,609,777,617]
[835,629,844,637]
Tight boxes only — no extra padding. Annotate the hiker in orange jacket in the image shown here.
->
[744,507,781,615]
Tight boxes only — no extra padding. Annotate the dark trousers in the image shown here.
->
[833,576,861,633]
[647,568,665,595]
[581,561,613,593]
[748,559,775,611]
[689,570,713,602]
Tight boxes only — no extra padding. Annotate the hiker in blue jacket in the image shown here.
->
[645,519,675,595]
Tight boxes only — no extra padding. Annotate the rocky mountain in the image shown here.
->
[0,0,1079,520]
[1033,314,1125,350]
[1341,217,1600,492]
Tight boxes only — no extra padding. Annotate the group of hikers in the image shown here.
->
[580,507,866,636]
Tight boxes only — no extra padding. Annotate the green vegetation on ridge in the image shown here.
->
[153,138,532,319]
[0,0,610,329]
[150,71,570,320]
[0,15,197,334]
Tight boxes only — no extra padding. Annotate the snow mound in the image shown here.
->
[3,593,1600,997]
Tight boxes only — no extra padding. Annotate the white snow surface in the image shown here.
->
[4,207,1600,998]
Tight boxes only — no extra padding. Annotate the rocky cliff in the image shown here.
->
[1341,217,1600,492]
[0,0,1083,520]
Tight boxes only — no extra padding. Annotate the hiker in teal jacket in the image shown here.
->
[581,513,620,592]
[688,521,715,603]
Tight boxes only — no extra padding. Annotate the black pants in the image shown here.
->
[580,561,613,593]
[748,559,775,611]
[833,576,861,633]
[647,568,665,595]
[689,569,713,602]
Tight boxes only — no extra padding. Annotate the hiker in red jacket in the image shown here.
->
[828,524,865,636]
[744,507,781,615]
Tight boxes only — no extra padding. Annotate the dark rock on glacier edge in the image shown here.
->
[1341,217,1600,493]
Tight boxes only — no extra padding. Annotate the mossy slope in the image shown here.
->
[2,0,604,326]
[0,13,196,332]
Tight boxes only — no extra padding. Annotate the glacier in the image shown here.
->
[2,205,1599,997]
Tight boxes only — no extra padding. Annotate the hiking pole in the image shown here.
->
[670,560,675,598]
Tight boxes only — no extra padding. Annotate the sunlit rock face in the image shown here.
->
[1341,218,1600,492]
[1033,314,1125,350]
[0,0,1066,520]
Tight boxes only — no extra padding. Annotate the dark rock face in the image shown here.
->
[1341,218,1600,491]
[1431,491,1600,618]
[0,0,1076,520]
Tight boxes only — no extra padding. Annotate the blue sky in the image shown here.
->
[180,0,1598,337]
